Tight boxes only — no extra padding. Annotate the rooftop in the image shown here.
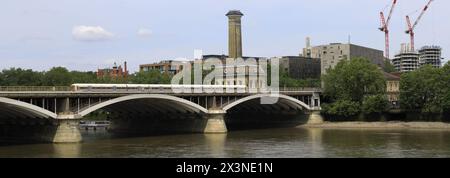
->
[226,10,244,16]
[384,72,401,81]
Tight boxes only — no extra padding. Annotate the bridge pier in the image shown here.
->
[306,111,324,125]
[203,110,228,134]
[47,119,82,143]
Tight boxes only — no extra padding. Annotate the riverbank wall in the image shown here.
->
[321,112,449,122]
[300,121,450,130]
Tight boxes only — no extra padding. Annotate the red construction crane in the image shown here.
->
[379,0,398,59]
[406,0,434,51]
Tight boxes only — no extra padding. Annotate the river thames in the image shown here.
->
[1,127,450,158]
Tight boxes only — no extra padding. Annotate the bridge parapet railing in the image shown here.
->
[0,86,322,93]
[279,87,322,92]
[0,86,71,91]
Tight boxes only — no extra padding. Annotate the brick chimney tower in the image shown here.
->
[226,10,244,59]
[124,61,128,79]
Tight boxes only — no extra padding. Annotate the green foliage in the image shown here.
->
[278,65,321,88]
[443,64,450,115]
[130,70,171,84]
[400,65,447,114]
[383,59,397,73]
[321,100,360,117]
[321,57,388,117]
[0,68,43,86]
[70,71,98,83]
[323,57,386,103]
[42,67,72,86]
[362,95,389,114]
[0,67,173,86]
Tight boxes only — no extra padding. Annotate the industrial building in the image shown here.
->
[280,56,321,79]
[302,40,385,75]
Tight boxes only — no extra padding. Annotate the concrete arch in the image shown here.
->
[0,97,57,119]
[78,94,208,117]
[222,94,312,112]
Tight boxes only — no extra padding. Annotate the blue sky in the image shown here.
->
[1,0,449,72]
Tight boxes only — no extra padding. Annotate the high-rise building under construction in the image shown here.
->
[393,44,443,73]
[419,46,442,68]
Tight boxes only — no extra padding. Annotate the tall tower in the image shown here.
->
[226,10,244,59]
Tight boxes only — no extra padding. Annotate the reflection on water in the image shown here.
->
[53,144,81,158]
[1,128,450,158]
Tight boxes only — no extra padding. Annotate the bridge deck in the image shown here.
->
[0,88,322,98]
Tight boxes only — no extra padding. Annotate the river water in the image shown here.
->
[1,128,450,158]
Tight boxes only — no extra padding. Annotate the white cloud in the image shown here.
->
[72,25,114,42]
[137,28,152,38]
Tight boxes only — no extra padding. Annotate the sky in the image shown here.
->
[1,0,449,72]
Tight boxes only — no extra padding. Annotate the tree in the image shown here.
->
[71,71,98,84]
[131,70,171,84]
[321,57,388,118]
[442,64,450,115]
[383,59,397,73]
[0,68,43,86]
[362,94,389,114]
[321,100,360,117]
[323,57,386,103]
[275,64,320,88]
[42,67,72,86]
[400,65,447,113]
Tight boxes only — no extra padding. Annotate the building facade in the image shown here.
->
[419,46,442,68]
[213,59,267,90]
[280,56,321,79]
[97,62,128,79]
[393,44,444,73]
[139,60,186,75]
[392,43,421,72]
[384,72,401,108]
[305,43,385,75]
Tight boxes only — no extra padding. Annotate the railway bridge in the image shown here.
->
[0,85,322,143]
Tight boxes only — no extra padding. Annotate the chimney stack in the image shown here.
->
[226,10,244,59]
[124,61,128,77]
[306,37,311,48]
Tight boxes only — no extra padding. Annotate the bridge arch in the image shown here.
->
[222,94,312,112]
[78,94,208,117]
[0,97,57,119]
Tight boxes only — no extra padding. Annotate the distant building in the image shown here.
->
[97,61,128,79]
[280,56,321,79]
[139,60,186,75]
[199,55,267,89]
[392,43,419,73]
[303,41,385,75]
[201,55,266,62]
[384,72,401,108]
[419,46,442,68]
[213,60,267,90]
